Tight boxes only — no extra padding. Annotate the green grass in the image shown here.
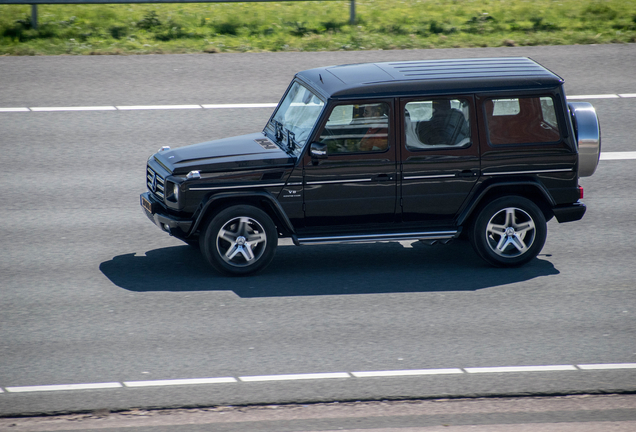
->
[1,0,635,55]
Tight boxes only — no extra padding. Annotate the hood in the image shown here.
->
[155,133,295,175]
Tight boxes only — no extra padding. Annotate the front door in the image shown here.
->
[399,96,480,224]
[303,100,397,228]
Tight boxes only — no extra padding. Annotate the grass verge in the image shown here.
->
[1,0,636,55]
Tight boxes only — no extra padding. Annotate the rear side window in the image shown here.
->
[404,99,471,150]
[485,96,561,145]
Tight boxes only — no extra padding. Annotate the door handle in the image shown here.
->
[374,174,393,181]
[456,170,478,178]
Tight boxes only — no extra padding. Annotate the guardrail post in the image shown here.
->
[31,4,38,29]
[350,0,355,25]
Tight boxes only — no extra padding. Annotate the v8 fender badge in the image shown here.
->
[282,188,302,198]
[255,138,278,150]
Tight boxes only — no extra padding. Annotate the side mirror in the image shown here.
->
[310,142,328,159]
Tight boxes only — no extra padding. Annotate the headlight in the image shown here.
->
[166,181,180,203]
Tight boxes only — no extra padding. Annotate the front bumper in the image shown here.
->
[140,192,193,238]
[553,201,586,223]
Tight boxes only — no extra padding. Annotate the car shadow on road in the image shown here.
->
[100,241,559,297]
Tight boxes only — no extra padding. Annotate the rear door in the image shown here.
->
[399,96,480,224]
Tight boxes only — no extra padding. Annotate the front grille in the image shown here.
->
[147,165,165,200]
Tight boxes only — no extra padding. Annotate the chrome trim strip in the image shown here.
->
[482,168,573,176]
[190,183,286,191]
[404,174,456,180]
[287,182,303,186]
[306,178,373,185]
[298,230,458,245]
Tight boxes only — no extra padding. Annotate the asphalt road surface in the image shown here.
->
[1,44,635,418]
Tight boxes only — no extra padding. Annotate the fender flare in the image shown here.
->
[187,191,296,238]
[457,180,556,226]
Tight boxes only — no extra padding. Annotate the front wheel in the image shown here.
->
[469,196,547,267]
[200,205,277,276]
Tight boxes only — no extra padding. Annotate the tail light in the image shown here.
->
[578,185,584,199]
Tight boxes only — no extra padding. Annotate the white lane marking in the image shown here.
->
[352,368,463,378]
[116,105,202,110]
[3,94,636,113]
[0,107,30,112]
[202,103,278,109]
[465,365,577,373]
[600,151,636,160]
[239,372,351,382]
[30,106,117,112]
[2,363,635,393]
[5,382,122,393]
[124,377,236,387]
[567,94,621,100]
[577,363,636,370]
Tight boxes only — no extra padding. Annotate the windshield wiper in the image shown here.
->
[285,128,297,152]
[271,120,298,153]
[273,119,283,142]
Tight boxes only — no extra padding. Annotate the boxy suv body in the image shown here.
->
[140,57,600,275]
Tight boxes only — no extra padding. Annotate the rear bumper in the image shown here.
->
[553,201,586,223]
[140,192,193,237]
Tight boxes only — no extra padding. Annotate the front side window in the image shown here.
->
[269,81,325,150]
[319,102,390,154]
[485,96,561,145]
[404,99,471,150]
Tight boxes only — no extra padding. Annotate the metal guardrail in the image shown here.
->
[2,0,356,30]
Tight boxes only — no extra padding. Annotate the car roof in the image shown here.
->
[296,57,564,99]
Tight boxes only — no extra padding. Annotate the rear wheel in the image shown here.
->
[200,205,277,276]
[469,196,547,267]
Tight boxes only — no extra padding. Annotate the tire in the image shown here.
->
[200,205,277,276]
[469,196,547,267]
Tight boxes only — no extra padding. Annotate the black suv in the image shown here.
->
[141,57,600,275]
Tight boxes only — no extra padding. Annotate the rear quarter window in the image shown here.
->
[485,96,561,145]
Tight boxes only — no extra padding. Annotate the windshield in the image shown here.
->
[267,81,325,152]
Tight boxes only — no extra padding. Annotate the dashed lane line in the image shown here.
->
[116,105,202,110]
[0,103,278,112]
[5,382,122,393]
[600,152,636,160]
[124,377,237,387]
[202,103,279,109]
[239,372,351,382]
[0,107,29,112]
[30,106,117,112]
[2,363,636,394]
[464,365,578,373]
[567,94,620,99]
[351,368,464,377]
[0,94,634,113]
[578,363,636,370]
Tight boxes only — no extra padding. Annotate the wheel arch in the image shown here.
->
[188,191,296,239]
[458,181,555,227]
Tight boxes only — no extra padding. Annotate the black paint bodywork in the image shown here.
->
[141,57,585,246]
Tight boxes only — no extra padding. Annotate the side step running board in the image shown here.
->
[295,230,459,246]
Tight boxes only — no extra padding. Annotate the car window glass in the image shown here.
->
[271,81,325,146]
[492,99,520,116]
[485,96,561,145]
[319,102,390,154]
[404,99,471,150]
[540,97,558,128]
